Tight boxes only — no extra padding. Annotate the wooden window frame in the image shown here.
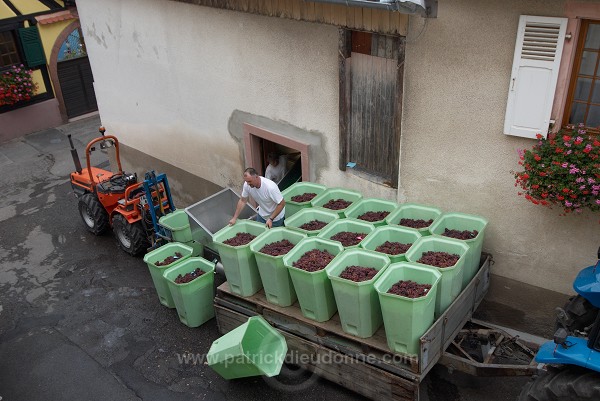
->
[0,30,22,69]
[563,19,600,134]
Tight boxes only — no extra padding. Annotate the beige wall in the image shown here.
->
[402,0,598,294]
[76,0,599,294]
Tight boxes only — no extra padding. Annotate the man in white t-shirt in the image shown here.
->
[264,152,286,184]
[229,167,286,228]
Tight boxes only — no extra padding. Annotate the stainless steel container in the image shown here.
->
[185,188,257,252]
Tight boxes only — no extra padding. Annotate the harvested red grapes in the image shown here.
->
[339,266,378,282]
[291,192,317,202]
[387,280,432,298]
[174,268,206,284]
[375,241,412,255]
[299,220,328,231]
[358,211,390,222]
[330,231,367,247]
[155,252,183,266]
[259,240,295,256]
[417,251,460,268]
[223,232,256,246]
[399,218,433,229]
[441,228,478,240]
[292,249,335,272]
[323,198,352,210]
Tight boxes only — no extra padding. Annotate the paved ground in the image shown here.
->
[0,116,550,400]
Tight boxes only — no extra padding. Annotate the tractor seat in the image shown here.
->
[97,180,126,194]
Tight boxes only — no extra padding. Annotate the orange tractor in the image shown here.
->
[68,128,175,255]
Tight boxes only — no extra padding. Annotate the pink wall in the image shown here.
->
[0,99,63,143]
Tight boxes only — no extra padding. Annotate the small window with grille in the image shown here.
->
[0,31,21,68]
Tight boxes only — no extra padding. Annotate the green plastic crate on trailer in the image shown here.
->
[284,207,339,237]
[281,182,327,218]
[360,225,422,263]
[317,218,375,249]
[249,227,307,307]
[385,203,443,236]
[310,188,362,218]
[326,248,390,338]
[344,198,399,227]
[429,212,488,289]
[405,236,469,317]
[283,237,344,322]
[374,262,441,355]
[212,220,267,297]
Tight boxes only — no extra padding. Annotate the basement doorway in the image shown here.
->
[243,124,310,191]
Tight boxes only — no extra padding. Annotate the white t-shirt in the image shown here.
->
[265,162,285,184]
[242,176,285,221]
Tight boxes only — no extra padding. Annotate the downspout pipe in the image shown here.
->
[305,0,436,18]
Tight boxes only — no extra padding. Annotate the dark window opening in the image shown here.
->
[0,31,21,68]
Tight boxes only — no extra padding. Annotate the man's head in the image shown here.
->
[243,167,261,188]
[267,152,279,166]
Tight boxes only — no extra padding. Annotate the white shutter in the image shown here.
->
[504,15,567,139]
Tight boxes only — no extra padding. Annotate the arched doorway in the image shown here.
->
[56,26,97,118]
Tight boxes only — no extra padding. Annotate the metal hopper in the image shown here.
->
[185,188,257,253]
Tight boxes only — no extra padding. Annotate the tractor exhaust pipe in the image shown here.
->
[68,134,82,174]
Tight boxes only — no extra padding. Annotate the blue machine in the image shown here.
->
[518,248,600,400]
[140,170,176,248]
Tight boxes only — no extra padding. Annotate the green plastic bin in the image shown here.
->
[249,228,307,307]
[282,237,344,322]
[159,210,193,243]
[213,220,267,297]
[374,262,441,355]
[317,218,375,249]
[325,249,390,338]
[429,212,489,289]
[344,198,399,227]
[284,208,339,237]
[163,257,215,328]
[281,182,327,218]
[385,203,442,236]
[207,316,288,379]
[182,240,204,257]
[310,188,362,218]
[360,225,422,263]
[405,236,469,317]
[143,242,193,308]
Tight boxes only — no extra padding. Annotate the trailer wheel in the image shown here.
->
[518,366,600,401]
[113,214,150,256]
[78,193,109,235]
[556,295,599,334]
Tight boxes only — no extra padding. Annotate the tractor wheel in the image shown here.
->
[517,366,600,401]
[78,193,109,235]
[556,295,599,334]
[112,214,150,256]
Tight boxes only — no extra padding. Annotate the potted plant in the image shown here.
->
[513,125,600,216]
[0,64,37,106]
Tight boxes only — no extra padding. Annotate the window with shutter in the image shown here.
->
[504,15,568,139]
[0,31,21,68]
[18,26,46,68]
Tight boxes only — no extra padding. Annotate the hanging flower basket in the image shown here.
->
[0,64,37,106]
[513,125,600,216]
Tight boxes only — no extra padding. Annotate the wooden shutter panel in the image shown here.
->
[18,26,46,68]
[504,15,567,139]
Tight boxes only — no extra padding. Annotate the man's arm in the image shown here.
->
[229,196,248,226]
[265,199,285,229]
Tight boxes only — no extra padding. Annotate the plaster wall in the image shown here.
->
[402,0,599,294]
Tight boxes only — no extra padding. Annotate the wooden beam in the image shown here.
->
[338,28,351,172]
